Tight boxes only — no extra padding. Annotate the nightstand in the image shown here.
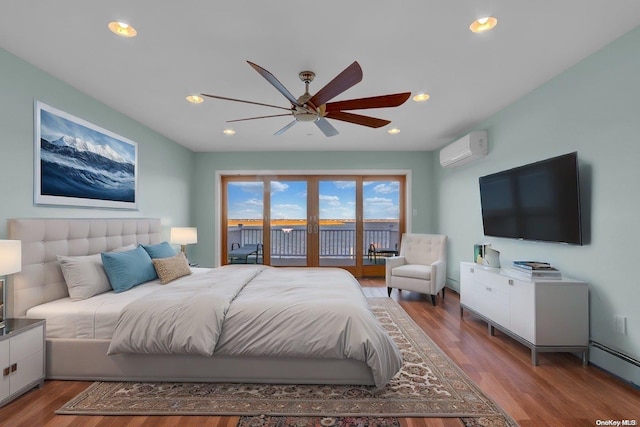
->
[0,319,45,407]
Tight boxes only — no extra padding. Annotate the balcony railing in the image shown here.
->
[228,227,397,258]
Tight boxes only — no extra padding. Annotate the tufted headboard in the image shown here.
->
[6,218,162,318]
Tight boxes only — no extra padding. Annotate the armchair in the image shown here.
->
[385,233,447,306]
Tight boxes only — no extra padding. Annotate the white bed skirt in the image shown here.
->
[47,338,376,385]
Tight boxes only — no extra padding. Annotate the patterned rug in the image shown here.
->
[238,415,400,427]
[57,297,517,426]
[238,415,510,426]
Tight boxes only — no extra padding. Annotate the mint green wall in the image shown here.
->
[0,48,193,241]
[435,26,640,377]
[5,22,638,383]
[191,151,434,267]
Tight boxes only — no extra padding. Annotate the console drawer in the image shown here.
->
[474,280,509,328]
[474,268,511,293]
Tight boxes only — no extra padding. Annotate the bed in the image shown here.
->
[7,218,402,387]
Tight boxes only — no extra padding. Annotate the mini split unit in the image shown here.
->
[439,130,488,168]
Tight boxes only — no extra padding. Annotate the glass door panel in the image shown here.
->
[226,180,264,264]
[318,180,356,267]
[363,180,401,267]
[222,174,404,276]
[270,180,308,267]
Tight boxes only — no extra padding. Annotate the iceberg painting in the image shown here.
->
[34,101,138,209]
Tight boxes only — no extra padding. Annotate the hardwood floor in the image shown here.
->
[1,278,639,427]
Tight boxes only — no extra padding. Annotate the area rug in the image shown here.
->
[238,415,510,427]
[238,415,400,427]
[57,297,517,426]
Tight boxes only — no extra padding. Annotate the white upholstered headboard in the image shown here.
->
[6,218,162,318]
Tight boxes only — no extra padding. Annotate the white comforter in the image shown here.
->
[107,265,402,387]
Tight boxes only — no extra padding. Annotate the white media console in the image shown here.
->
[459,262,589,365]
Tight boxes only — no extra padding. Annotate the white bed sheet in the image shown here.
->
[26,268,209,339]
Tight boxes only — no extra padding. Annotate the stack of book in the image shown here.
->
[510,261,562,280]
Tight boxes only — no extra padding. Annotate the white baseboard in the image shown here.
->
[589,344,640,388]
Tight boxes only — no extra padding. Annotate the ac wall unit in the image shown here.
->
[439,130,488,168]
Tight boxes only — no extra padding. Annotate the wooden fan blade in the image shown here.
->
[325,92,411,112]
[274,120,297,136]
[308,61,363,108]
[247,61,300,106]
[226,113,292,123]
[201,93,292,111]
[315,118,339,137]
[325,111,390,128]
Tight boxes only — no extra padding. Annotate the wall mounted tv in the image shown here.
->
[479,152,582,245]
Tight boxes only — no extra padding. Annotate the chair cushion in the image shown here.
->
[392,264,432,281]
[399,233,446,266]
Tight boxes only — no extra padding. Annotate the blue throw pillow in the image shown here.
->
[141,241,176,259]
[101,246,158,293]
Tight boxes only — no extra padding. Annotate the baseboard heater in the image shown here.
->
[591,340,640,368]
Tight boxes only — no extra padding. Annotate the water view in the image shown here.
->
[226,178,401,265]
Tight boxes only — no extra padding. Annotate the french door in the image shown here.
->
[222,175,404,277]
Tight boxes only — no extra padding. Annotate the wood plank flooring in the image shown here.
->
[1,278,639,426]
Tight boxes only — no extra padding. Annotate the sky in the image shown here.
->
[227,180,400,220]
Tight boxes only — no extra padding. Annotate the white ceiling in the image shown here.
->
[2,1,640,152]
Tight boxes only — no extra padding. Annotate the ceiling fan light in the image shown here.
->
[470,16,497,33]
[186,95,203,104]
[223,129,235,135]
[413,93,430,102]
[295,113,317,122]
[108,21,137,37]
[388,128,401,134]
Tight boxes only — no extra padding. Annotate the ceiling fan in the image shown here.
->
[201,61,411,137]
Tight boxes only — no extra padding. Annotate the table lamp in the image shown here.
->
[0,240,22,329]
[170,227,198,254]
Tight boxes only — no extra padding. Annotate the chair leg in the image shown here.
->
[387,287,392,297]
[442,287,445,300]
[430,294,436,306]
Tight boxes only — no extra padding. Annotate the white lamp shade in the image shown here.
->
[0,240,22,275]
[170,227,198,245]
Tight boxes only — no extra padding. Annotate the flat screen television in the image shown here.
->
[479,152,582,245]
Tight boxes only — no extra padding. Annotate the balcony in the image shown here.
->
[227,223,398,266]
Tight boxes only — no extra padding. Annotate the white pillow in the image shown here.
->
[111,243,137,252]
[57,254,112,301]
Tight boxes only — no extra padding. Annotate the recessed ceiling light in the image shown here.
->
[223,129,236,135]
[185,95,203,104]
[413,93,430,102]
[388,128,401,134]
[108,21,137,38]
[470,16,497,33]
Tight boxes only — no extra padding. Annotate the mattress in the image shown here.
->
[26,268,210,339]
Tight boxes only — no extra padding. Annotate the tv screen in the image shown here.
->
[479,152,582,245]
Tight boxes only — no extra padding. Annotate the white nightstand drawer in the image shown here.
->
[9,350,44,395]
[0,319,46,407]
[9,325,43,360]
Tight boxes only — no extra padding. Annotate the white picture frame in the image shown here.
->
[34,101,138,210]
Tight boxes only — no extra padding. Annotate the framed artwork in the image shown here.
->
[34,101,138,209]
